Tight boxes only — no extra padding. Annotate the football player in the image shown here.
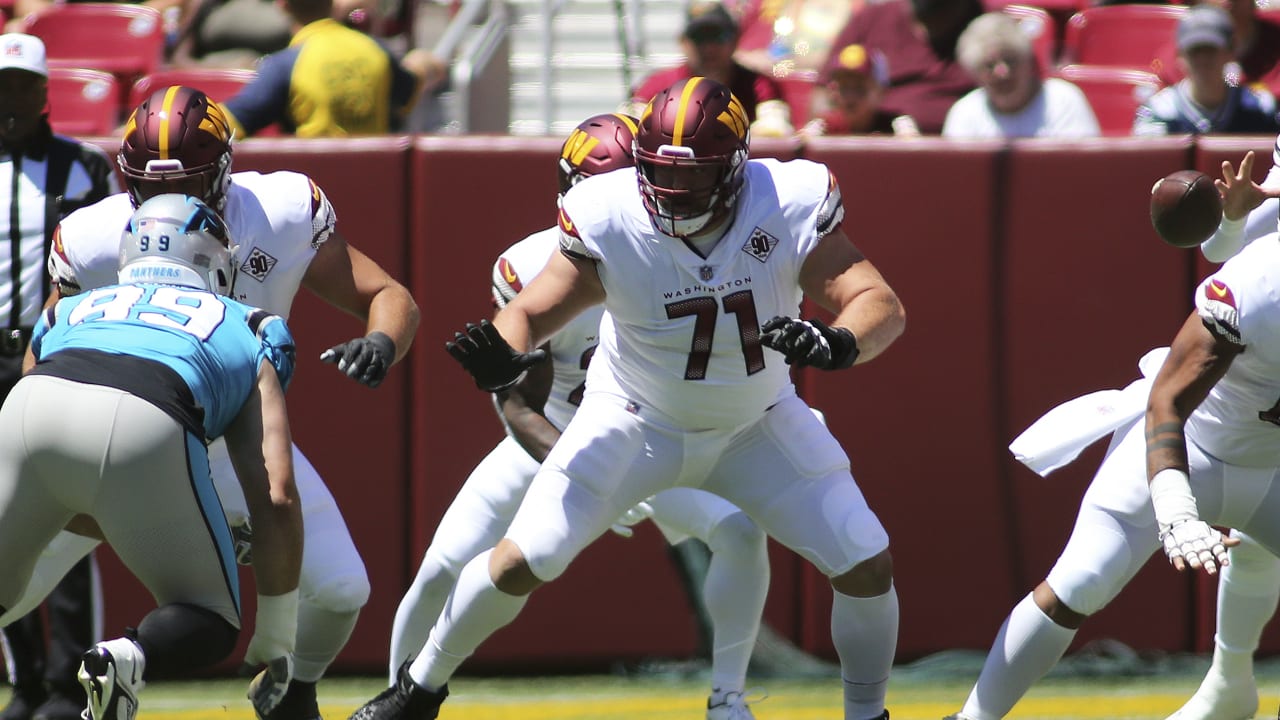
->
[380,112,772,720]
[0,194,302,720]
[12,86,420,720]
[371,76,907,720]
[944,151,1280,720]
[1160,143,1280,720]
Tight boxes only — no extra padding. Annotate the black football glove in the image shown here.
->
[760,316,859,370]
[320,331,397,388]
[445,319,547,392]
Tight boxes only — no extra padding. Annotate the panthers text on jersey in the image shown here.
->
[30,282,295,440]
[556,158,844,430]
[48,171,337,318]
[1190,232,1280,467]
[492,227,606,432]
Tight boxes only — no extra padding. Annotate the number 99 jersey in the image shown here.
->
[31,283,296,440]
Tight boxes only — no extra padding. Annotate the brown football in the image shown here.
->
[1150,170,1223,249]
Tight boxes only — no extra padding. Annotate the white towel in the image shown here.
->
[1010,347,1169,477]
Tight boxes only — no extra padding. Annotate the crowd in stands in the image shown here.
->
[12,0,1280,141]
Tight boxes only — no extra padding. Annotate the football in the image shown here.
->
[1150,170,1223,249]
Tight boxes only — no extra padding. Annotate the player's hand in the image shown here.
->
[1159,520,1239,575]
[609,500,655,538]
[320,331,396,388]
[243,655,293,720]
[445,320,547,392]
[232,521,253,566]
[1216,151,1280,221]
[760,316,859,370]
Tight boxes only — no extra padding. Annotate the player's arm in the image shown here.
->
[495,344,560,463]
[21,287,61,373]
[796,225,905,364]
[493,250,605,353]
[224,359,302,598]
[305,229,420,386]
[1145,311,1242,573]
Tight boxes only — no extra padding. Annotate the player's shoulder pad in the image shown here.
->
[233,171,336,249]
[557,202,596,261]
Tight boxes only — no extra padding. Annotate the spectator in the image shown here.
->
[801,43,909,136]
[0,33,116,720]
[220,0,441,137]
[1134,4,1280,136]
[624,1,793,138]
[734,0,863,81]
[1154,0,1280,91]
[825,0,982,134]
[167,0,292,69]
[943,13,1100,139]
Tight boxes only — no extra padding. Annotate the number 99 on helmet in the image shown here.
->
[118,194,238,296]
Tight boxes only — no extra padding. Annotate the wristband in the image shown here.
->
[255,589,300,652]
[367,331,397,360]
[1150,468,1198,532]
[826,325,859,369]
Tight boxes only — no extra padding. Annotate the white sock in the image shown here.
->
[960,593,1076,720]
[389,555,458,682]
[704,514,769,695]
[293,603,359,682]
[831,586,898,720]
[408,550,528,691]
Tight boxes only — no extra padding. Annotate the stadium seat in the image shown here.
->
[1001,4,1059,76]
[129,68,282,137]
[1061,4,1186,73]
[46,67,120,137]
[1055,64,1161,136]
[23,4,165,95]
[983,0,1086,16]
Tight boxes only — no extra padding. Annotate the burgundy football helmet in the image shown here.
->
[634,76,750,238]
[557,113,638,195]
[119,86,235,212]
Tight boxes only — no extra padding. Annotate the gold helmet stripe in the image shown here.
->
[158,85,182,159]
[612,113,638,135]
[672,77,704,145]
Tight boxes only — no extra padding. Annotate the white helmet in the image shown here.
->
[119,193,237,295]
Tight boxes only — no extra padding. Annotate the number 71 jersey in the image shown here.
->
[1191,232,1280,468]
[558,158,843,430]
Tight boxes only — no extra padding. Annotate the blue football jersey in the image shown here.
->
[32,283,296,439]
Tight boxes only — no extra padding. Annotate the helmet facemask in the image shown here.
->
[637,142,746,238]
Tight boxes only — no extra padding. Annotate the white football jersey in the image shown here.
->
[492,227,604,432]
[558,158,844,430]
[1191,233,1280,467]
[49,171,336,319]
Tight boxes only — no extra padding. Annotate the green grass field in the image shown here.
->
[52,653,1280,720]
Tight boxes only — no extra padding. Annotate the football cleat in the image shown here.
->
[706,689,764,720]
[263,680,321,720]
[0,684,47,720]
[346,663,447,720]
[31,692,88,720]
[1163,665,1257,720]
[77,638,145,720]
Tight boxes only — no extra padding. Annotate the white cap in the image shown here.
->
[0,34,47,77]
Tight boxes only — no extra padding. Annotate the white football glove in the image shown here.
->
[609,500,655,538]
[1160,520,1231,575]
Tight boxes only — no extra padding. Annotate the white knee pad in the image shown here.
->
[1045,526,1136,617]
[301,570,370,613]
[706,511,766,557]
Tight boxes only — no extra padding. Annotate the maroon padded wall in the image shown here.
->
[1000,138,1195,652]
[799,138,1013,658]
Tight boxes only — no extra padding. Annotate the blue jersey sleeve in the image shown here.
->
[249,310,296,392]
[225,48,299,136]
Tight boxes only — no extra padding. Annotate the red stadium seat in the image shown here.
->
[1061,4,1186,73]
[23,4,165,94]
[129,68,282,137]
[46,67,120,137]
[1001,4,1059,76]
[1055,64,1160,136]
[983,0,1086,15]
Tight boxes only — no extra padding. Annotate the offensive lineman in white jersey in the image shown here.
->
[944,210,1280,716]
[361,76,907,720]
[381,113,773,720]
[1161,140,1280,720]
[20,86,420,720]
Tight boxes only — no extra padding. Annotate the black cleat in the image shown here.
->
[0,686,46,720]
[346,663,447,720]
[265,681,321,720]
